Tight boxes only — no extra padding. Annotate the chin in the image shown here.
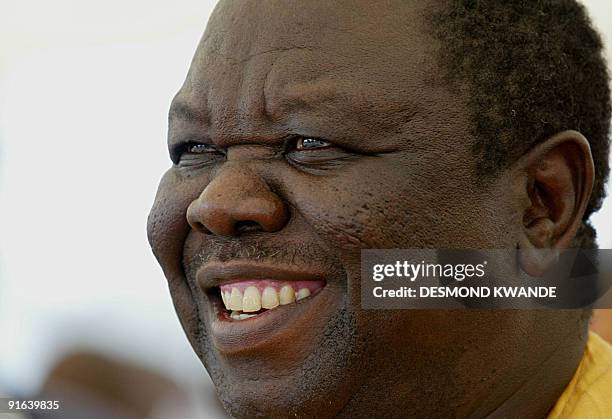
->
[193,296,362,418]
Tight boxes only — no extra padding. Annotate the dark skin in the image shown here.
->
[147,1,595,417]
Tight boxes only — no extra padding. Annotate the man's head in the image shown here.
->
[147,0,610,417]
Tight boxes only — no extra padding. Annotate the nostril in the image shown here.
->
[192,221,211,234]
[234,220,262,235]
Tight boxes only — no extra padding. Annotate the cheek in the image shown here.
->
[283,155,482,251]
[282,163,409,250]
[147,169,208,350]
[148,169,217,271]
[281,151,514,317]
[148,170,193,275]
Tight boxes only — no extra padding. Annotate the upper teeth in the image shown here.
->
[262,286,280,309]
[220,284,313,313]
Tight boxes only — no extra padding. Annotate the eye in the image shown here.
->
[295,137,332,151]
[173,142,225,166]
[285,135,358,173]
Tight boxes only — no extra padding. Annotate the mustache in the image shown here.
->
[184,237,342,274]
[201,241,306,263]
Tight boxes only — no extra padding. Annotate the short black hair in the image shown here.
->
[432,0,611,247]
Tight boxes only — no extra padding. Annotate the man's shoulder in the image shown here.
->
[548,332,612,419]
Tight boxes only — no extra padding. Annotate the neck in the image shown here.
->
[476,329,588,418]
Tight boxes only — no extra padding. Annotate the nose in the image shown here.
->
[186,168,289,236]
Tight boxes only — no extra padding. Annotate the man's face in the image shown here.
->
[148,1,578,416]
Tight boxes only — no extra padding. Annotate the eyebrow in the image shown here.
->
[275,78,340,113]
[168,79,420,142]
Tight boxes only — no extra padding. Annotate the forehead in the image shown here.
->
[173,0,450,143]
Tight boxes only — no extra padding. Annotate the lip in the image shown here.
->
[197,261,327,290]
[196,260,332,354]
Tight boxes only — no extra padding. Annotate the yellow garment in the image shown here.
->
[548,332,612,418]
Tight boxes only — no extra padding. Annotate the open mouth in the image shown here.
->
[218,280,326,321]
[197,262,335,352]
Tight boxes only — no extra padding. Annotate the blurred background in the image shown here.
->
[0,1,610,418]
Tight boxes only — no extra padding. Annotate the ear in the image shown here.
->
[515,130,594,276]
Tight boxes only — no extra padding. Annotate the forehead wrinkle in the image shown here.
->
[266,75,421,130]
[269,77,340,116]
[204,56,278,143]
[202,0,326,67]
[182,0,436,144]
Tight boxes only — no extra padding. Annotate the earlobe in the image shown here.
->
[515,130,594,276]
[518,241,559,278]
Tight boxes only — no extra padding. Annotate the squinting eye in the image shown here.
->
[173,141,225,166]
[295,137,332,150]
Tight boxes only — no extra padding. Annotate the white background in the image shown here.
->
[0,0,611,413]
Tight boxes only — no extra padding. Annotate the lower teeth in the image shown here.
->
[230,311,258,321]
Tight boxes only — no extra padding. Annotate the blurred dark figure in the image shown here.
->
[31,351,188,419]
